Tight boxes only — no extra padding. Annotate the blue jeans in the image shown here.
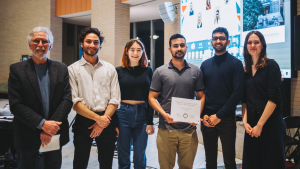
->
[116,102,148,169]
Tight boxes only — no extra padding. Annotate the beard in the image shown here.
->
[212,43,227,53]
[33,47,47,60]
[82,45,99,56]
[172,50,186,59]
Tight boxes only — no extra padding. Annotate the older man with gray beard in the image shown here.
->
[8,27,72,169]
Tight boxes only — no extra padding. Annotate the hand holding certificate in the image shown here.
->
[170,97,201,124]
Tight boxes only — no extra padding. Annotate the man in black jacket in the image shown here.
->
[8,27,72,169]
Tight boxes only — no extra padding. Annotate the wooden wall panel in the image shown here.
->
[87,0,91,10]
[61,0,66,15]
[56,0,62,16]
[70,0,76,14]
[82,0,87,12]
[56,0,91,16]
[65,0,71,15]
[75,0,80,12]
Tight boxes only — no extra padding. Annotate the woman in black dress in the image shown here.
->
[242,31,286,169]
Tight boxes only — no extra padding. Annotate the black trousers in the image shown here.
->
[17,148,62,169]
[73,114,117,169]
[201,108,237,169]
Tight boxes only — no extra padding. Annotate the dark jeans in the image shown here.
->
[17,149,62,169]
[73,114,117,169]
[201,108,236,169]
[116,102,148,169]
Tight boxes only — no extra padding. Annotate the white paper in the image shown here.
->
[0,116,13,119]
[170,97,201,123]
[39,134,60,152]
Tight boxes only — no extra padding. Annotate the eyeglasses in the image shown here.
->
[31,39,49,45]
[212,36,226,41]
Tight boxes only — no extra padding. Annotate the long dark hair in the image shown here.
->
[243,31,268,73]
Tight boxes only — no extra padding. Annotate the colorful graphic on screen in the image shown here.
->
[181,0,291,78]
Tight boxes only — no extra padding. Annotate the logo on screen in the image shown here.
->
[183,113,188,119]
[191,43,195,49]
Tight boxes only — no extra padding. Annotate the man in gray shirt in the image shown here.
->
[149,33,205,169]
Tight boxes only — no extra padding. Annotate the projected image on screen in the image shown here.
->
[181,0,242,67]
[243,0,285,44]
[181,0,292,78]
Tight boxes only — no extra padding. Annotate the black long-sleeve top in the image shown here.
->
[116,66,154,125]
[242,59,282,120]
[200,52,245,119]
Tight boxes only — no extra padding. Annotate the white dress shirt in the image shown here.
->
[68,56,120,112]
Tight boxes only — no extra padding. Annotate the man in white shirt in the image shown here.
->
[68,27,120,169]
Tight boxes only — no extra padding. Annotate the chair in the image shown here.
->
[284,116,300,168]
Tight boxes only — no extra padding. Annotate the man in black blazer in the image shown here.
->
[8,27,72,169]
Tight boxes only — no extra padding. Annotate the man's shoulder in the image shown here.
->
[10,61,26,68]
[152,64,168,77]
[225,53,242,65]
[188,63,200,70]
[155,64,168,72]
[101,60,116,69]
[227,53,240,61]
[201,57,213,67]
[10,59,32,72]
[68,60,82,72]
[49,59,67,68]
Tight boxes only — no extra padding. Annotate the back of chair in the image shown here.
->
[284,116,300,129]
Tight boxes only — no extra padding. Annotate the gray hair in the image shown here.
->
[27,27,54,45]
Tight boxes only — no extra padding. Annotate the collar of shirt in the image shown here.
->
[79,55,103,67]
[214,51,228,58]
[168,59,190,73]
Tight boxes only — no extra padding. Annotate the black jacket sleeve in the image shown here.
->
[8,65,43,131]
[49,64,73,122]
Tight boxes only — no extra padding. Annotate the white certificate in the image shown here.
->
[39,134,60,152]
[170,97,201,123]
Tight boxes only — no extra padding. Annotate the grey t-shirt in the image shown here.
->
[150,60,204,131]
[34,63,50,129]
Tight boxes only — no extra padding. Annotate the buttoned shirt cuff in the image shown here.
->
[108,99,120,109]
[72,97,84,107]
[36,118,46,129]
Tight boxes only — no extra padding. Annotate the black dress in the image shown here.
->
[242,59,286,169]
